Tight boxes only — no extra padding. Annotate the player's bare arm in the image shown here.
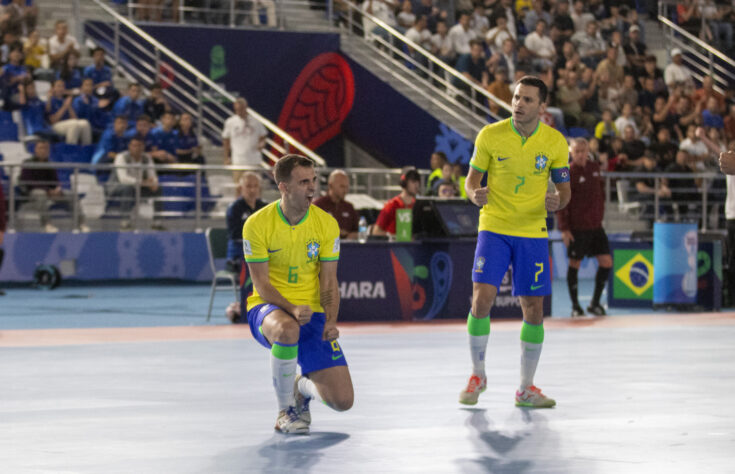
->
[546,181,571,212]
[465,166,489,207]
[319,260,340,341]
[248,260,313,325]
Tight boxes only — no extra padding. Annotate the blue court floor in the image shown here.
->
[1,280,734,473]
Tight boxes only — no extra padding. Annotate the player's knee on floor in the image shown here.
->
[326,393,354,412]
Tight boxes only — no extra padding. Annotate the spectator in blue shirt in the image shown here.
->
[123,114,156,151]
[73,78,112,134]
[176,112,203,165]
[2,46,30,110]
[55,50,83,95]
[18,80,55,139]
[84,47,118,103]
[150,110,178,165]
[112,82,144,127]
[92,115,129,165]
[702,97,725,129]
[46,78,92,144]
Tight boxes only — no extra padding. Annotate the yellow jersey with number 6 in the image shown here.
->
[242,200,340,312]
[469,118,570,238]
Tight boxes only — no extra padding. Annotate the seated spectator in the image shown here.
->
[671,94,700,140]
[524,19,556,69]
[453,39,488,93]
[676,0,703,36]
[113,83,145,127]
[523,0,551,36]
[426,151,447,193]
[631,155,672,220]
[225,171,267,262]
[702,96,725,129]
[488,37,517,81]
[637,77,658,114]
[595,45,624,87]
[56,50,82,94]
[176,112,203,165]
[614,103,638,137]
[92,115,128,165]
[451,163,467,198]
[701,0,733,53]
[616,74,638,111]
[664,48,694,90]
[470,3,488,37]
[623,25,646,76]
[84,47,118,102]
[18,139,88,233]
[435,179,459,198]
[494,0,517,39]
[0,31,22,65]
[22,30,45,72]
[405,15,433,58]
[680,124,713,168]
[107,135,161,230]
[150,110,178,166]
[124,114,156,151]
[594,109,618,150]
[397,0,416,30]
[143,84,171,123]
[313,169,359,240]
[652,95,679,139]
[692,76,726,115]
[430,160,453,195]
[486,66,511,114]
[373,167,420,237]
[430,20,455,64]
[621,124,646,163]
[664,149,700,220]
[1,0,37,37]
[571,20,606,68]
[447,11,476,58]
[638,55,665,95]
[72,77,112,135]
[48,20,79,70]
[556,70,595,130]
[415,0,447,33]
[570,0,595,33]
[361,0,399,41]
[2,45,29,109]
[18,80,55,139]
[647,127,679,168]
[485,13,514,54]
[552,0,574,42]
[46,79,92,144]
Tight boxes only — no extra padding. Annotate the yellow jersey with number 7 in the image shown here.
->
[469,118,570,238]
[242,200,340,312]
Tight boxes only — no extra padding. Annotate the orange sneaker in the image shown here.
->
[515,385,556,408]
[459,374,487,405]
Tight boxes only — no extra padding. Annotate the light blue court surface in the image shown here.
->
[2,281,734,473]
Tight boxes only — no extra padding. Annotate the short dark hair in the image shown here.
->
[92,47,105,55]
[129,134,145,143]
[400,167,421,188]
[136,114,152,123]
[517,75,548,103]
[114,115,128,122]
[128,82,141,90]
[274,154,315,184]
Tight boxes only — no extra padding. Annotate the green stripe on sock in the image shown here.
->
[520,321,544,344]
[467,312,490,336]
[271,342,298,360]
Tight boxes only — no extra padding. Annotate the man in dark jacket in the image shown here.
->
[556,138,612,317]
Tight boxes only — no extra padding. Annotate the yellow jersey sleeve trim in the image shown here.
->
[470,163,486,172]
[245,257,269,263]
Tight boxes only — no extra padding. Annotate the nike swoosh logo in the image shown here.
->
[498,157,510,161]
[268,248,282,254]
[331,354,344,361]
[530,284,543,290]
[283,372,294,378]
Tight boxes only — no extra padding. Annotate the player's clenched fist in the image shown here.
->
[720,150,735,176]
[545,192,560,211]
[292,305,313,325]
[472,187,489,206]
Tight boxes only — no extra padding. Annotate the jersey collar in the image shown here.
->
[510,118,540,145]
[277,199,309,226]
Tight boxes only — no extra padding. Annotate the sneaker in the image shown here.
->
[571,305,585,317]
[515,385,556,408]
[43,223,59,233]
[587,304,606,316]
[459,374,487,405]
[274,406,309,435]
[294,374,312,426]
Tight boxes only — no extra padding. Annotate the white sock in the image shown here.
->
[520,341,543,390]
[469,334,489,378]
[298,376,324,405]
[270,353,297,411]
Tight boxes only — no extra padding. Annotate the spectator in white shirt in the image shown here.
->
[570,0,595,33]
[48,20,79,70]
[571,20,606,68]
[406,15,433,53]
[431,19,455,64]
[496,0,517,40]
[447,11,476,57]
[614,103,639,138]
[397,0,416,32]
[485,14,515,54]
[222,98,268,183]
[362,0,399,41]
[524,19,556,69]
[470,3,489,37]
[664,48,694,89]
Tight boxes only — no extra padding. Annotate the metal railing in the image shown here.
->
[657,2,735,93]
[86,0,326,167]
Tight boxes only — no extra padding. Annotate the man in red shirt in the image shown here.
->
[313,169,359,240]
[556,138,612,317]
[373,168,421,237]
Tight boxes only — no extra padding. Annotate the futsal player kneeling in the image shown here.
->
[243,155,354,434]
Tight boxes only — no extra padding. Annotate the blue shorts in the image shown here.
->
[247,304,348,375]
[472,230,551,296]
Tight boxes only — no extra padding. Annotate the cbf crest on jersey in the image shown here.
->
[534,154,549,174]
[474,256,486,273]
[306,239,320,263]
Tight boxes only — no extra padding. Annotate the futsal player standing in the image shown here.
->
[459,76,571,408]
[243,154,354,434]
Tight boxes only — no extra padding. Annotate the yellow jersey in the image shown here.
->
[470,118,569,238]
[243,200,340,312]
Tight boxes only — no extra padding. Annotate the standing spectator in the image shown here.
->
[84,47,117,102]
[226,171,267,262]
[2,45,29,110]
[150,110,179,166]
[447,11,476,57]
[92,115,129,165]
[113,83,145,127]
[524,19,556,69]
[664,48,694,90]
[48,20,79,70]
[557,138,612,317]
[373,167,420,237]
[701,0,733,53]
[0,182,5,295]
[176,112,203,165]
[313,169,360,240]
[124,114,156,151]
[222,97,268,182]
[46,79,92,145]
[18,140,88,233]
[143,84,171,122]
[108,136,161,230]
[22,30,45,72]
